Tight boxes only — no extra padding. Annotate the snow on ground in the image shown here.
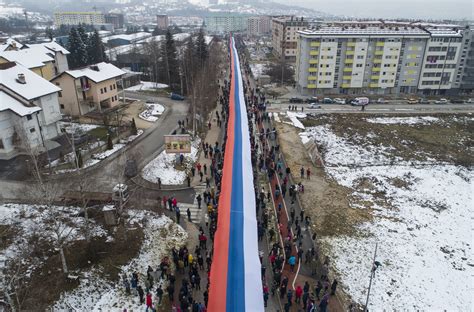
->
[272,112,281,123]
[286,111,306,130]
[366,116,440,125]
[305,125,473,310]
[125,81,168,91]
[250,63,267,77]
[58,121,101,134]
[138,103,165,122]
[52,213,187,311]
[141,138,200,185]
[91,143,126,160]
[0,203,108,271]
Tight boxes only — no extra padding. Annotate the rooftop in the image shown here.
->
[424,27,463,37]
[0,62,61,100]
[299,26,430,37]
[26,41,70,55]
[0,48,54,69]
[102,32,151,44]
[0,90,41,116]
[63,62,125,83]
[0,38,23,52]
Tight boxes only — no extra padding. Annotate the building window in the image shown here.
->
[60,104,65,109]
[27,115,33,120]
[113,84,116,89]
[101,88,104,94]
[0,139,3,149]
[58,91,62,97]
[30,128,36,133]
[110,85,113,91]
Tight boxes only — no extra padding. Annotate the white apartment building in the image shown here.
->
[0,62,62,159]
[272,16,308,62]
[247,16,271,37]
[418,28,463,94]
[54,12,105,26]
[296,23,467,95]
[204,15,248,34]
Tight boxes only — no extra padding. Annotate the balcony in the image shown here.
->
[341,83,351,88]
[343,67,353,72]
[345,59,354,64]
[375,50,384,56]
[308,76,317,80]
[372,67,381,72]
[343,75,352,80]
[309,59,318,64]
[369,83,378,88]
[310,42,321,47]
[307,83,317,88]
[376,42,385,47]
[310,50,319,56]
[346,50,355,55]
[371,75,380,80]
[347,42,356,47]
[373,58,382,64]
[308,68,317,72]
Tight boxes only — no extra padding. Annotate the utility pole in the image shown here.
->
[364,242,379,311]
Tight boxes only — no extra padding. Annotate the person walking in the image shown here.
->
[175,206,181,224]
[187,207,192,222]
[156,285,163,305]
[295,285,303,303]
[306,168,311,179]
[158,178,162,189]
[146,292,153,311]
[137,285,145,304]
[331,279,338,295]
[187,175,191,187]
[300,167,304,179]
[288,255,296,272]
[196,194,202,209]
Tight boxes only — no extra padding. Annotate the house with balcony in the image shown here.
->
[51,62,125,116]
[0,62,62,159]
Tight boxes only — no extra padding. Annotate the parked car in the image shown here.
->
[418,98,430,104]
[170,93,184,100]
[434,98,448,104]
[307,103,321,109]
[407,98,418,104]
[124,159,138,178]
[376,98,385,104]
[467,98,473,103]
[351,97,370,106]
[333,98,346,104]
[289,97,303,103]
[450,99,464,104]
[305,96,319,103]
[322,98,333,104]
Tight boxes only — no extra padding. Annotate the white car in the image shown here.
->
[333,98,346,104]
[307,103,321,109]
[434,98,448,104]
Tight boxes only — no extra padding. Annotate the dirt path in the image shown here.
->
[275,122,372,238]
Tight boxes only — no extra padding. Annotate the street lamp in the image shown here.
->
[364,243,381,311]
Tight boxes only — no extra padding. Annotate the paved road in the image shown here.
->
[268,102,474,114]
[0,92,190,201]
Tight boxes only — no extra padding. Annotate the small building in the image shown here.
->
[102,32,151,47]
[51,62,125,116]
[156,14,169,30]
[0,48,56,80]
[23,41,70,76]
[0,62,62,159]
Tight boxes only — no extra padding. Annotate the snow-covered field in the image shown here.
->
[305,124,473,310]
[52,213,187,311]
[139,103,165,122]
[125,81,168,91]
[141,138,200,185]
[250,63,267,77]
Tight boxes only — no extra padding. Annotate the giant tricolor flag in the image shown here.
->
[208,37,264,311]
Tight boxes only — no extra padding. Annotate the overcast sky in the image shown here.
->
[274,0,474,20]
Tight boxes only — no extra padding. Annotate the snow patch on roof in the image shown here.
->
[65,62,125,83]
[0,91,41,116]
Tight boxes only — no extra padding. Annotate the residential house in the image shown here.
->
[0,38,24,52]
[0,62,62,159]
[0,48,56,80]
[51,62,125,116]
[24,41,70,75]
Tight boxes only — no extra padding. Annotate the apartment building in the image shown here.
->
[0,62,62,159]
[272,16,308,62]
[105,13,125,29]
[454,24,473,93]
[54,12,105,26]
[418,28,463,94]
[204,15,248,34]
[156,15,169,30]
[51,62,125,116]
[247,16,271,37]
[296,23,469,95]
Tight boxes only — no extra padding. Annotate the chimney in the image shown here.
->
[16,73,26,84]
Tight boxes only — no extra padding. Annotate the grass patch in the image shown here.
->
[88,127,108,141]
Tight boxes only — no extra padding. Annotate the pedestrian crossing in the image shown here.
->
[180,183,208,223]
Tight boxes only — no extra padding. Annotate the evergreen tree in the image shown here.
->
[87,30,106,64]
[45,26,54,41]
[161,29,180,91]
[67,27,85,69]
[195,28,208,66]
[131,118,138,135]
[143,25,149,33]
